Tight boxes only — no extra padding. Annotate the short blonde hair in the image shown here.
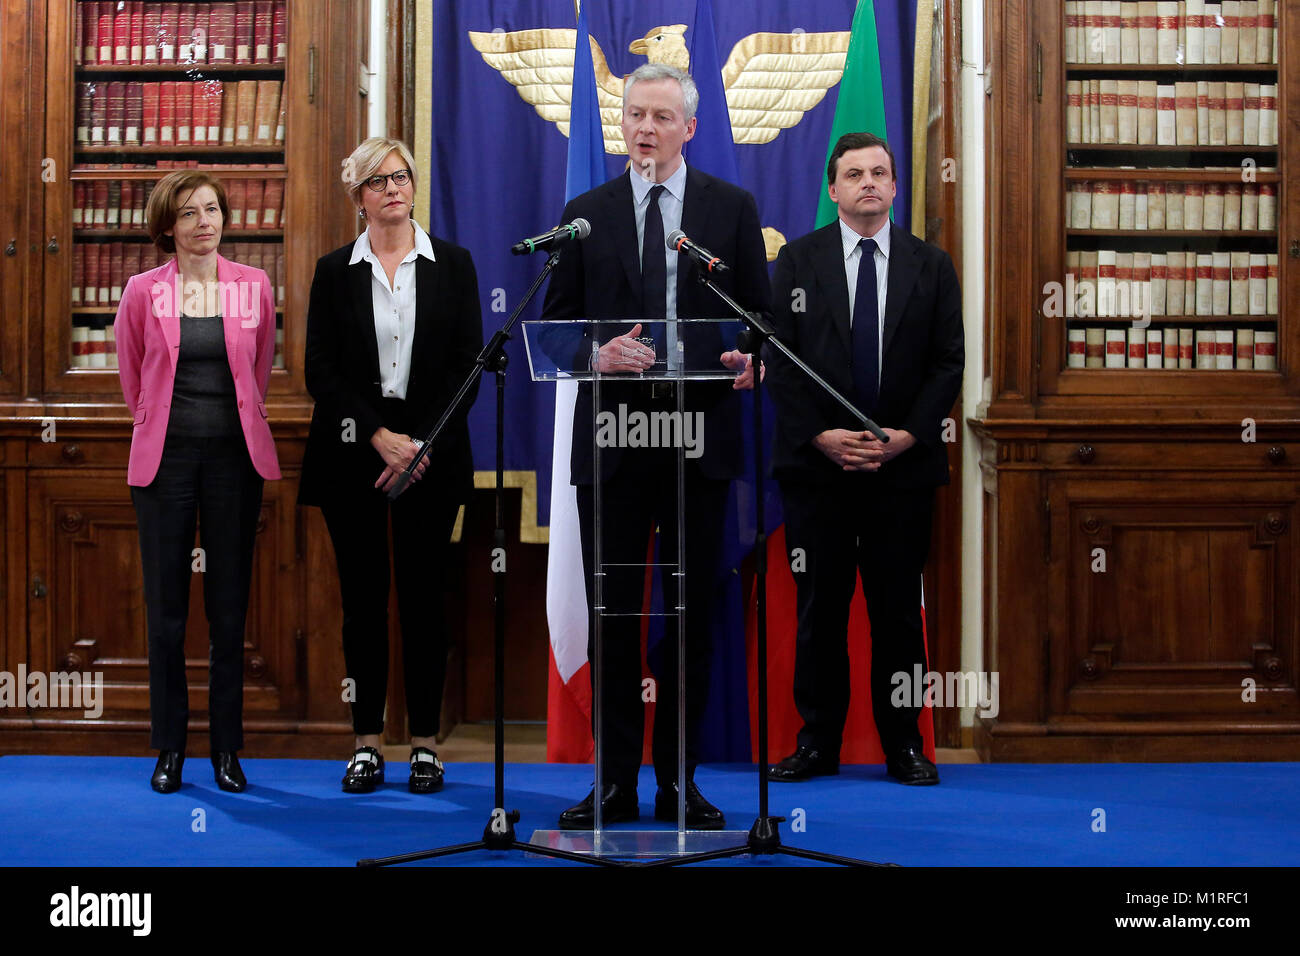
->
[147,171,230,254]
[341,137,418,209]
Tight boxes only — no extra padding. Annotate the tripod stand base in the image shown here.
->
[528,828,750,859]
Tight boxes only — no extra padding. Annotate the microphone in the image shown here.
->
[666,230,729,274]
[511,218,591,255]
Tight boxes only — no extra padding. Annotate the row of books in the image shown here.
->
[1067,327,1277,369]
[1063,1,1279,65]
[75,1,287,66]
[76,79,284,148]
[1066,179,1277,231]
[70,319,285,369]
[1064,250,1279,317]
[73,177,286,231]
[72,240,284,308]
[1067,80,1279,146]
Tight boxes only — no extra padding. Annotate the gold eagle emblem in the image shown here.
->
[467,24,851,155]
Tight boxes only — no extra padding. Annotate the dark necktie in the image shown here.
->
[852,237,880,414]
[642,184,667,358]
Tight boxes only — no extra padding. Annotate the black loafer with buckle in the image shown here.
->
[341,746,385,793]
[408,746,444,794]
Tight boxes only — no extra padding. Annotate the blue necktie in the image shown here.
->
[642,184,667,358]
[852,237,879,414]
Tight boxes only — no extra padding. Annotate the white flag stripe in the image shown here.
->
[546,378,589,683]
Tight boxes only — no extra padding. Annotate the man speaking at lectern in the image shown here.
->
[765,132,964,787]
[540,63,771,829]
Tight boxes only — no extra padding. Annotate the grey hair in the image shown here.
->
[623,63,699,122]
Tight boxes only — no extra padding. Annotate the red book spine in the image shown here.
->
[193,5,209,62]
[244,179,264,230]
[126,81,143,145]
[90,83,108,145]
[209,3,235,64]
[175,81,193,145]
[81,1,96,64]
[227,179,246,229]
[113,5,130,64]
[90,243,106,305]
[159,2,180,63]
[71,244,84,306]
[73,182,87,227]
[207,80,223,142]
[159,80,177,145]
[273,0,286,63]
[177,3,196,62]
[106,180,121,228]
[142,81,160,145]
[74,0,84,64]
[253,1,273,63]
[124,242,142,280]
[76,82,92,144]
[235,1,254,64]
[92,181,108,227]
[261,178,284,228]
[97,5,114,65]
[107,81,126,147]
[130,2,144,64]
[143,1,161,62]
[110,242,124,304]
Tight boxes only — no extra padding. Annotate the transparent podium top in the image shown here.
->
[522,318,749,381]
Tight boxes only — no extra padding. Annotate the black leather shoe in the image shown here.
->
[151,751,184,794]
[211,752,247,792]
[767,745,840,782]
[886,745,939,785]
[408,746,444,794]
[341,746,385,793]
[654,781,726,830]
[557,784,639,829]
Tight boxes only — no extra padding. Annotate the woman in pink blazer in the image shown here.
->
[114,170,280,795]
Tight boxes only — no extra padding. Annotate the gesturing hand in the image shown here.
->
[720,349,764,390]
[593,323,656,373]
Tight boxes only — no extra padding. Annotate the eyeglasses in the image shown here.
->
[363,169,412,192]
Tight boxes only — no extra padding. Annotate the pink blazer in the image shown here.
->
[114,255,282,486]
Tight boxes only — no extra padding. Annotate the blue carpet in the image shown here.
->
[1,757,1296,866]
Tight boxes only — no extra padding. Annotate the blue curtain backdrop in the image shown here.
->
[428,0,917,761]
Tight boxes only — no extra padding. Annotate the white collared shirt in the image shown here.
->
[630,162,687,366]
[350,221,436,400]
[839,216,891,384]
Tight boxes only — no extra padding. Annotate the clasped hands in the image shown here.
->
[813,427,915,472]
[591,322,764,389]
[372,426,428,494]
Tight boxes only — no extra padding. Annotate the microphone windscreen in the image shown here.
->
[665,229,686,250]
[572,218,592,239]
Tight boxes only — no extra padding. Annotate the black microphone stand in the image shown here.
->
[359,246,621,868]
[636,268,893,868]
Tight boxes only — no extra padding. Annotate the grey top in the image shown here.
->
[168,314,241,439]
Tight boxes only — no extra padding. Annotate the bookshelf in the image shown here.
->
[973,0,1300,761]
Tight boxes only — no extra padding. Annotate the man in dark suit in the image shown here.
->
[541,63,771,829]
[764,132,963,786]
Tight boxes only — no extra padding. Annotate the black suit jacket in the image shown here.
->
[298,235,484,506]
[539,166,772,485]
[766,220,963,488]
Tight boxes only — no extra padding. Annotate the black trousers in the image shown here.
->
[320,477,460,739]
[131,434,264,753]
[779,476,935,758]
[577,449,728,792]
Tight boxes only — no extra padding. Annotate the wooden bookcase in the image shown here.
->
[973,0,1300,760]
[0,0,368,755]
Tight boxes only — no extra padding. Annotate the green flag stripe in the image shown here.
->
[816,0,890,229]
